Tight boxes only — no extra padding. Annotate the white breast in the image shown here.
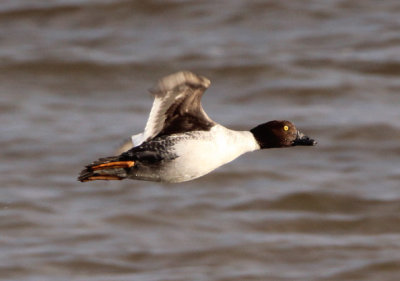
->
[161,125,260,182]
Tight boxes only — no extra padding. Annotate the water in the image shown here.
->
[1,1,400,280]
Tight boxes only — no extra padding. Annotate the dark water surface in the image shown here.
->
[1,1,400,280]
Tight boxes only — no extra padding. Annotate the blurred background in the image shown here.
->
[1,1,400,280]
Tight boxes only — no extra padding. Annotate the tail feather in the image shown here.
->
[78,156,135,182]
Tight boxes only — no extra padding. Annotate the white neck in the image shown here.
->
[210,125,260,161]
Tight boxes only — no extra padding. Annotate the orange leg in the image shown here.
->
[82,175,123,182]
[91,161,135,171]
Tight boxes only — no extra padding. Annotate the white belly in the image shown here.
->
[160,125,259,183]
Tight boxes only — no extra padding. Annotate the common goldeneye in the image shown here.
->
[78,71,316,183]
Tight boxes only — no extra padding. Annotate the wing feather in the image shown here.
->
[141,71,214,141]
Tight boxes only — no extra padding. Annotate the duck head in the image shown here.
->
[250,120,317,149]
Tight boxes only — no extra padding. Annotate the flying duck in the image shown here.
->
[78,71,316,183]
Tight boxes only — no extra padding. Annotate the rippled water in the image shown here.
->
[1,1,400,280]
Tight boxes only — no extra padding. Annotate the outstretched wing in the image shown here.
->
[141,71,215,142]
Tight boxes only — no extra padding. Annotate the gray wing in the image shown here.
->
[141,71,215,141]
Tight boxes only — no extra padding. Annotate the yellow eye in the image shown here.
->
[283,125,289,131]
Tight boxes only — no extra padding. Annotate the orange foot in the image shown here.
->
[91,161,135,171]
[84,175,123,182]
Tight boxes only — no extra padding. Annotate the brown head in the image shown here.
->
[250,120,317,149]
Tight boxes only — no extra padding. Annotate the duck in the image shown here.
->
[78,71,316,183]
